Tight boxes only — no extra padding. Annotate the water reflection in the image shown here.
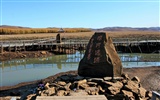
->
[0,52,159,86]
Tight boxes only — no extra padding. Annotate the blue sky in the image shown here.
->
[1,0,159,28]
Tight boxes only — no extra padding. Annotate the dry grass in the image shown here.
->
[0,31,159,41]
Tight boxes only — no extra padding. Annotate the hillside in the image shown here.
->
[92,27,160,31]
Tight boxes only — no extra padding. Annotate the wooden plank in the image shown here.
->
[36,95,107,100]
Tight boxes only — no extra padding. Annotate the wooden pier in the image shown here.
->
[0,38,159,53]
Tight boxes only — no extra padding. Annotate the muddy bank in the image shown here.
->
[0,51,54,61]
[0,66,159,99]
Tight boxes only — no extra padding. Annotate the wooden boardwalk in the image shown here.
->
[36,95,107,100]
[0,38,159,47]
[0,38,159,53]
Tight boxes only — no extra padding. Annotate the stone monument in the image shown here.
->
[78,32,123,77]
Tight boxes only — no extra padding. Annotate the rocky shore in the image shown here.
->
[0,66,159,100]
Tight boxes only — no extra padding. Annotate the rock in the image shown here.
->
[40,51,47,55]
[103,77,112,81]
[64,83,72,91]
[122,90,134,98]
[57,81,66,86]
[44,87,55,96]
[44,83,50,90]
[87,82,97,87]
[85,87,99,95]
[26,94,36,100]
[138,87,146,98]
[56,90,68,96]
[121,73,130,80]
[78,32,123,77]
[75,79,87,89]
[98,85,105,93]
[87,78,104,83]
[145,91,152,98]
[132,76,140,83]
[79,83,89,89]
[125,80,139,92]
[60,75,70,81]
[104,81,123,89]
[73,75,84,81]
[108,86,121,95]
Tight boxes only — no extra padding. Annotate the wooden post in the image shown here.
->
[0,45,3,53]
[23,41,26,51]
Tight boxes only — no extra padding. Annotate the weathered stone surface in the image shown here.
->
[26,94,36,100]
[44,83,50,90]
[121,73,130,80]
[138,87,146,98]
[69,90,88,96]
[76,79,87,88]
[56,90,68,96]
[85,87,99,95]
[60,75,70,81]
[57,81,66,86]
[122,90,134,98]
[104,81,123,89]
[124,80,139,94]
[73,75,84,81]
[87,82,98,87]
[131,76,140,83]
[43,87,55,96]
[64,83,72,91]
[79,83,89,89]
[78,32,123,77]
[145,91,152,98]
[98,85,105,93]
[87,78,104,83]
[108,86,121,95]
[36,73,149,100]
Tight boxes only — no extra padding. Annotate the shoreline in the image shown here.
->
[0,66,159,91]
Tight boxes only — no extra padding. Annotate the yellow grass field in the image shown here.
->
[0,31,159,41]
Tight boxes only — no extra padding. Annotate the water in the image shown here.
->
[0,51,159,86]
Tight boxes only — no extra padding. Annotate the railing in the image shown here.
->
[152,91,160,100]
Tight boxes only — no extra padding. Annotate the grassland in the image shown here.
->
[0,30,159,41]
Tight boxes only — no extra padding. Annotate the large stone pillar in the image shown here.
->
[78,32,123,77]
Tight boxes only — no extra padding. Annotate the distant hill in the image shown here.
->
[0,25,31,29]
[1,25,159,32]
[92,27,160,31]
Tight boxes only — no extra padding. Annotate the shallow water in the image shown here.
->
[0,51,159,86]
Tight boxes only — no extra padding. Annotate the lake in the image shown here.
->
[0,51,159,86]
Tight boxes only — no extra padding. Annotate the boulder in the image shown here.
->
[131,76,140,83]
[78,32,123,77]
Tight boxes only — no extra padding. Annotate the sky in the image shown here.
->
[0,0,160,28]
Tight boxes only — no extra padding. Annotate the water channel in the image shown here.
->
[0,51,160,86]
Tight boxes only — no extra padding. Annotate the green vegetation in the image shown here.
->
[0,28,91,34]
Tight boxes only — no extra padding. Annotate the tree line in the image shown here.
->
[0,28,91,34]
